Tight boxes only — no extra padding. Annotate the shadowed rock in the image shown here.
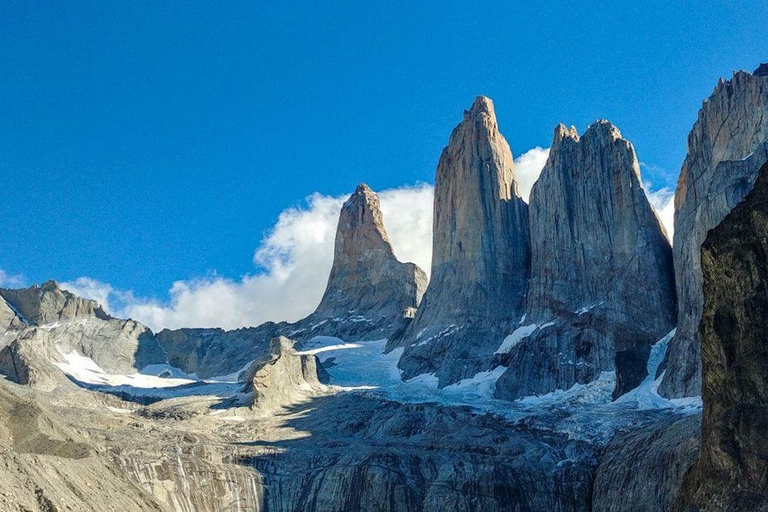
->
[660,67,768,398]
[495,121,675,400]
[394,96,530,386]
[674,160,768,511]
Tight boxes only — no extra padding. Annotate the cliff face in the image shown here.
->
[674,160,768,511]
[495,121,676,400]
[395,96,530,386]
[661,66,768,398]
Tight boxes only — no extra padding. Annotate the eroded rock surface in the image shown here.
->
[243,336,328,414]
[674,160,768,511]
[594,414,700,512]
[661,65,768,398]
[394,96,530,386]
[495,121,675,400]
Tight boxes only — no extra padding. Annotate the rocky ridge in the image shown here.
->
[0,281,166,387]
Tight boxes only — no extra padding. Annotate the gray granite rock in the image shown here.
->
[314,183,427,323]
[394,96,530,386]
[674,160,768,511]
[242,336,329,414]
[495,121,675,400]
[660,66,768,398]
[0,281,166,383]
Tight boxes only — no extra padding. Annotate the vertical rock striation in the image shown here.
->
[495,121,676,400]
[674,160,768,511]
[660,65,768,398]
[394,96,530,386]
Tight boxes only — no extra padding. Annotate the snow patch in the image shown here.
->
[614,329,702,411]
[495,322,554,354]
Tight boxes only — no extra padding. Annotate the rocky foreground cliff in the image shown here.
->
[674,160,768,511]
[661,65,768,398]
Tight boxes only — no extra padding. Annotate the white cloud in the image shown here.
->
[644,185,676,242]
[0,270,25,288]
[514,147,550,202]
[62,183,434,332]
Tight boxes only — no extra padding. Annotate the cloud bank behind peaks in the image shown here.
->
[61,147,675,332]
[64,183,434,331]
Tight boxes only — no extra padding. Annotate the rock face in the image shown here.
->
[0,281,166,384]
[660,66,768,398]
[158,184,427,379]
[394,96,530,386]
[495,121,675,400]
[674,160,768,511]
[314,183,427,323]
[243,336,328,413]
[593,414,700,512]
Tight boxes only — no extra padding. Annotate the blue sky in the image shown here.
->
[1,1,766,316]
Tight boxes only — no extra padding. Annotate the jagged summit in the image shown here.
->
[467,95,494,116]
[0,279,111,326]
[312,183,427,322]
[495,119,676,400]
[754,62,768,76]
[394,95,530,385]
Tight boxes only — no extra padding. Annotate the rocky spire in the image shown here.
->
[495,120,676,400]
[675,160,768,510]
[313,183,427,323]
[394,96,530,386]
[660,66,768,398]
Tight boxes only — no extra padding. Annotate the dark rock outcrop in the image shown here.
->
[674,160,768,511]
[495,121,675,400]
[594,414,700,512]
[394,96,530,386]
[660,67,768,398]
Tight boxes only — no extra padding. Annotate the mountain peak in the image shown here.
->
[754,63,768,76]
[312,184,427,321]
